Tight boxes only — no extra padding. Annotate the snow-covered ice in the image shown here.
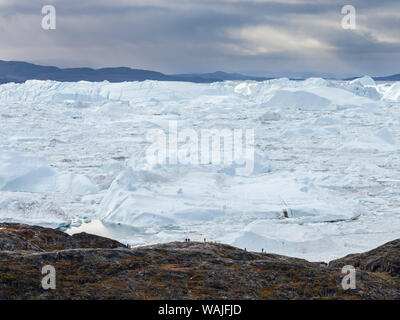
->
[1,77,400,261]
[0,152,98,195]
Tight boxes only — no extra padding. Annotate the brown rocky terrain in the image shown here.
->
[0,223,399,300]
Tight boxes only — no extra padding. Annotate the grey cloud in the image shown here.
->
[0,0,399,77]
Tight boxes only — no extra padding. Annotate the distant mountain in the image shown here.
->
[0,77,23,84]
[2,60,398,84]
[0,60,270,84]
[373,74,400,82]
[173,71,271,81]
[0,60,173,83]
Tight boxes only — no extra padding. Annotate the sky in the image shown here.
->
[0,0,400,78]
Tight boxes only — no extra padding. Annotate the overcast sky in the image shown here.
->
[0,0,400,77]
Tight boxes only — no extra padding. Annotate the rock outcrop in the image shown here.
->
[329,239,400,278]
[0,223,399,300]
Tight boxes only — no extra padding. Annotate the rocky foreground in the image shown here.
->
[0,223,399,300]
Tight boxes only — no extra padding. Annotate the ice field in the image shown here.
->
[1,76,400,261]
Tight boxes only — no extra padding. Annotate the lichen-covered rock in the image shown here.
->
[0,223,126,252]
[0,223,399,300]
[329,239,400,278]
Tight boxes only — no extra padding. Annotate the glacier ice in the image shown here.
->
[1,76,400,261]
[0,152,98,195]
[0,192,71,228]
